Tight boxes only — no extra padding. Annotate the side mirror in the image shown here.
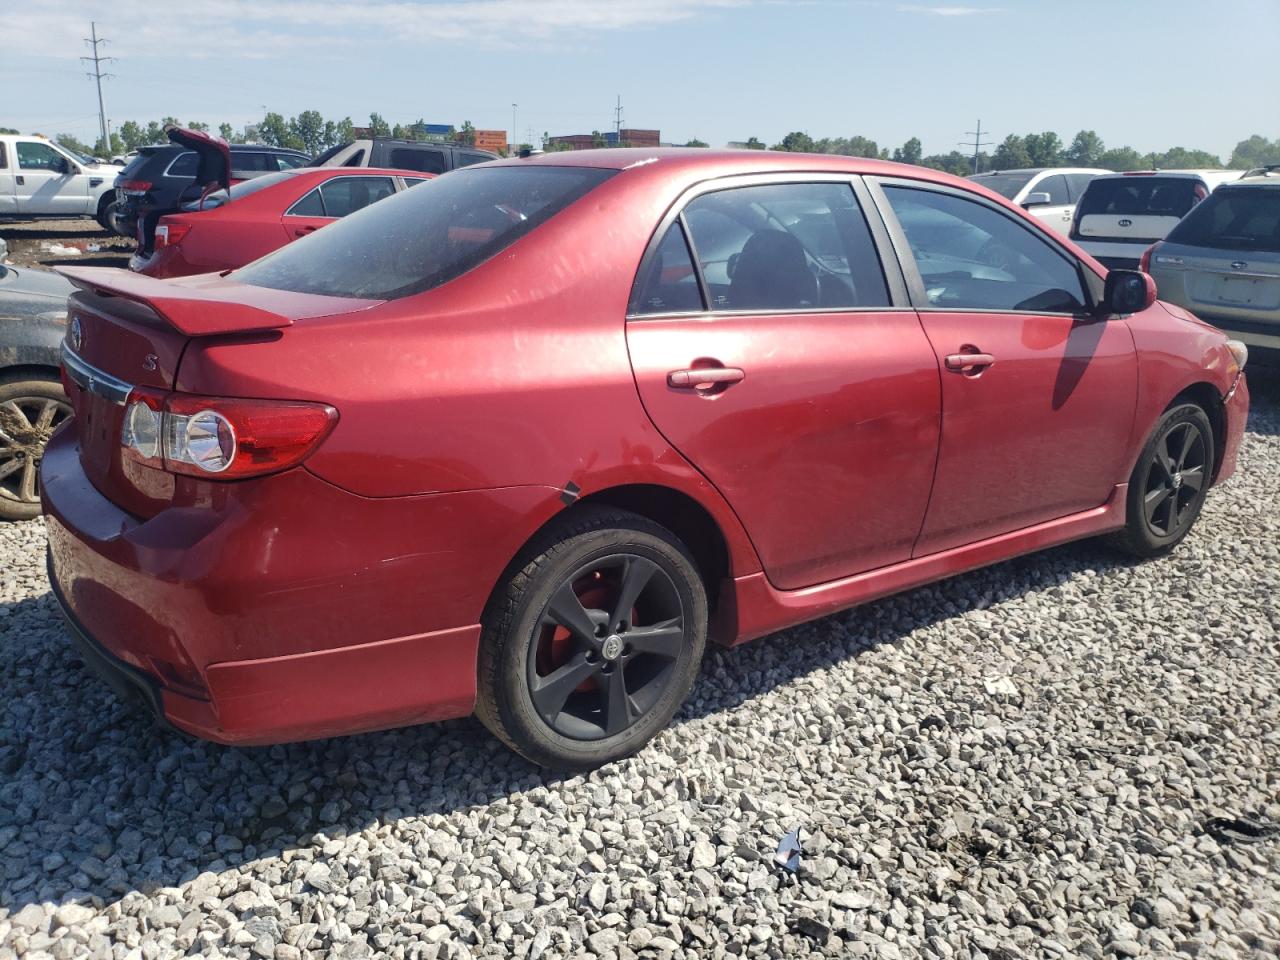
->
[51,156,71,175]
[1020,191,1052,209]
[1101,269,1157,316]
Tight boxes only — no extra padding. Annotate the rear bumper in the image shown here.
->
[41,427,559,745]
[1075,238,1150,268]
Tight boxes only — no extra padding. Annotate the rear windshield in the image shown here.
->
[120,149,163,179]
[968,172,1034,200]
[186,170,301,210]
[1165,186,1280,252]
[236,165,615,300]
[1077,177,1204,218]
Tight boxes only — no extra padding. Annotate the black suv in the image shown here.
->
[112,143,310,237]
[309,139,498,174]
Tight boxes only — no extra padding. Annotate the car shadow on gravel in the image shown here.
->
[0,532,1137,914]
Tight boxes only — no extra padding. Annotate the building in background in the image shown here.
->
[548,128,662,150]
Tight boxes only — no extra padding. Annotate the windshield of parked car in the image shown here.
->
[236,165,615,299]
[1165,186,1280,252]
[1077,177,1204,218]
[968,172,1035,200]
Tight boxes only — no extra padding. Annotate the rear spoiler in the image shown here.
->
[58,266,292,338]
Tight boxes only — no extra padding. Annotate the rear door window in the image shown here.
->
[275,153,308,170]
[680,182,890,311]
[883,185,1088,314]
[1077,178,1203,219]
[388,148,446,174]
[286,188,325,217]
[1166,187,1280,252]
[238,165,615,299]
[166,152,198,177]
[318,176,397,217]
[460,153,493,167]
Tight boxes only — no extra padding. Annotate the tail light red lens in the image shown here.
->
[120,179,152,195]
[1139,241,1161,273]
[154,221,191,249]
[122,388,337,480]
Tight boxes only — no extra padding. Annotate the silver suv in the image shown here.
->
[1145,170,1280,361]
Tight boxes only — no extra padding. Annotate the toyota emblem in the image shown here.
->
[68,316,83,352]
[1231,261,1248,271]
[1118,218,1133,227]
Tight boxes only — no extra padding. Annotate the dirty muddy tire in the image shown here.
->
[0,376,71,521]
[476,506,708,771]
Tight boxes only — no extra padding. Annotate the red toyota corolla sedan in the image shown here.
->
[130,167,433,279]
[43,150,1250,769]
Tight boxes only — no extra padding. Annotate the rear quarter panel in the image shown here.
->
[174,164,764,579]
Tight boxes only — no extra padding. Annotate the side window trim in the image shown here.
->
[863,175,1098,315]
[626,172,912,319]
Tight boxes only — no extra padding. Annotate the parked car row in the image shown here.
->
[36,148,1251,769]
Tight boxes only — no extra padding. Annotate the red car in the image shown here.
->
[43,150,1250,770]
[130,167,433,278]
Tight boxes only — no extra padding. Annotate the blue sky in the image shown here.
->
[3,0,1276,158]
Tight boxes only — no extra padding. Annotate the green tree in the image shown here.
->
[773,131,816,152]
[291,110,326,155]
[1227,135,1280,169]
[744,136,765,150]
[391,123,408,140]
[94,132,125,157]
[368,112,391,138]
[0,126,18,135]
[1065,130,1104,166]
[685,138,709,148]
[257,112,293,148]
[144,121,166,144]
[218,122,235,141]
[1152,146,1222,169]
[459,121,477,146]
[118,121,145,150]
[591,130,607,148]
[186,120,209,133]
[892,137,923,165]
[824,135,882,158]
[992,134,1031,170]
[1098,146,1146,171]
[1023,131,1063,167]
[921,151,976,176]
[54,133,95,156]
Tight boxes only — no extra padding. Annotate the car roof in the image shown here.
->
[1223,174,1280,187]
[489,147,965,181]
[1091,169,1238,180]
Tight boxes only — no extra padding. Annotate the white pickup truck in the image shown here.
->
[0,134,121,230]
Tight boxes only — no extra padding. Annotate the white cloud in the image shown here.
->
[11,0,755,59]
[897,4,1001,14]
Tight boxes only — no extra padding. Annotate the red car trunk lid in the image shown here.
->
[57,266,378,518]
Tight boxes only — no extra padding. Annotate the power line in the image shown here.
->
[960,119,993,174]
[81,21,115,150]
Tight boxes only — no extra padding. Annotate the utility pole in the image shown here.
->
[960,119,993,174]
[81,22,115,153]
[614,95,623,143]
[511,103,518,150]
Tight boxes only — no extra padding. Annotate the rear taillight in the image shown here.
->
[1139,241,1161,273]
[154,221,191,249]
[122,388,337,480]
[120,178,152,195]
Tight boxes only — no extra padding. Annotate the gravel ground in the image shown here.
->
[0,220,133,270]
[2,375,1278,960]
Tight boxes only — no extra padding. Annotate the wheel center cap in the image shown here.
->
[1172,472,1183,490]
[601,634,623,661]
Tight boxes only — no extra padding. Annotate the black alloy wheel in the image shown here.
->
[476,507,708,770]
[1111,402,1215,558]
[527,553,685,741]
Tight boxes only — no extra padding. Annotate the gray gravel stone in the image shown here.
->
[3,378,1280,960]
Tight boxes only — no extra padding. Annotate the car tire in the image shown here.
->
[475,506,708,771]
[96,195,116,233]
[1109,402,1215,559]
[0,375,72,522]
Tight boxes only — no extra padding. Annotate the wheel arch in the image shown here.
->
[0,363,64,387]
[1167,380,1227,482]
